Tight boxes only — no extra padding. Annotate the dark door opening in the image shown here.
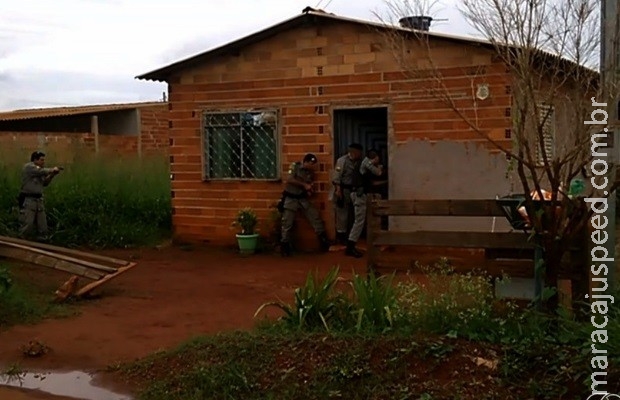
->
[333,107,389,234]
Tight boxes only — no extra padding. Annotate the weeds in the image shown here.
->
[0,363,25,385]
[251,261,620,398]
[119,263,620,399]
[0,265,76,328]
[254,267,348,332]
[350,272,397,333]
[0,149,171,249]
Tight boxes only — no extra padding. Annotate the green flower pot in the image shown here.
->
[236,233,259,255]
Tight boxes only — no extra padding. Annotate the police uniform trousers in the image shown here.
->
[281,196,326,242]
[348,191,367,243]
[19,197,48,239]
[334,188,352,234]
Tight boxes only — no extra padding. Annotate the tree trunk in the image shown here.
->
[542,237,561,313]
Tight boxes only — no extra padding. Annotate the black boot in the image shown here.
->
[318,233,332,253]
[345,240,363,258]
[280,241,292,257]
[336,232,348,245]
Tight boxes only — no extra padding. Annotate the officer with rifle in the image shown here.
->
[18,151,63,241]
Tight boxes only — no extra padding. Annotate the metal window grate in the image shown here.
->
[535,104,555,166]
[203,110,279,180]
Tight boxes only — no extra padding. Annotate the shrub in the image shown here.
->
[394,259,501,340]
[350,272,397,333]
[255,267,351,332]
[257,268,400,334]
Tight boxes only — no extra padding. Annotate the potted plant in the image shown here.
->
[233,207,259,255]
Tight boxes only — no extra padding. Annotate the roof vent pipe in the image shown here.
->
[399,15,433,31]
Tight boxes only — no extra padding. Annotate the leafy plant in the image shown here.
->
[233,208,258,235]
[350,271,397,333]
[254,267,349,331]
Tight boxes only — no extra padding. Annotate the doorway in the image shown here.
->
[332,106,389,234]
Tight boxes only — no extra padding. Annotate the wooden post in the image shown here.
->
[90,115,99,154]
[366,193,381,275]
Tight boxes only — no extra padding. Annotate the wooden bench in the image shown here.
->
[365,196,589,302]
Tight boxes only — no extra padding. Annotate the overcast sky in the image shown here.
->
[0,0,473,111]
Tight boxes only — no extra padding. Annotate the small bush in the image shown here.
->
[350,272,397,333]
[255,267,351,332]
[394,259,501,340]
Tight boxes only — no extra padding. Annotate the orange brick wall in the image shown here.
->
[139,104,169,155]
[165,21,512,248]
[0,131,142,163]
[0,104,170,161]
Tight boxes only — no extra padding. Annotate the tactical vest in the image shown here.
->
[350,160,363,189]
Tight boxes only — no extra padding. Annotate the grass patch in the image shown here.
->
[114,331,508,400]
[117,262,620,399]
[0,265,77,328]
[0,148,171,249]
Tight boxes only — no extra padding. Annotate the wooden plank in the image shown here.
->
[373,231,535,249]
[0,247,105,280]
[371,199,507,217]
[75,262,137,297]
[0,235,129,267]
[372,256,535,279]
[366,193,382,274]
[0,240,119,273]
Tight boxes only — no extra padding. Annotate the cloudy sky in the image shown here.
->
[0,0,474,111]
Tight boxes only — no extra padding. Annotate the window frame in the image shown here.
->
[535,103,555,167]
[200,107,282,182]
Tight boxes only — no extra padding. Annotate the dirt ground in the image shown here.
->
[0,245,369,398]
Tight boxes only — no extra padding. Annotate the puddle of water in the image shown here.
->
[0,371,133,400]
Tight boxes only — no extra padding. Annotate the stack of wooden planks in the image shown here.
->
[0,235,137,301]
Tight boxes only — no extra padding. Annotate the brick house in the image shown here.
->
[136,8,548,249]
[0,101,169,159]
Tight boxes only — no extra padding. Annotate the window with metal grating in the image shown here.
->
[535,104,555,166]
[203,110,279,180]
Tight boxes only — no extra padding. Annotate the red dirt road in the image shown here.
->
[0,245,367,373]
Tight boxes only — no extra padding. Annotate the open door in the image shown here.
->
[333,106,389,233]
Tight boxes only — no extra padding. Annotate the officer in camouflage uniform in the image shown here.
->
[18,151,62,241]
[346,149,385,258]
[331,143,363,245]
[280,153,331,256]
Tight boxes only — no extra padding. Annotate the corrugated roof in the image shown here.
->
[136,8,497,82]
[0,101,166,122]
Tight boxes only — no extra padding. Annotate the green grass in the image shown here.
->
[117,263,620,399]
[0,265,77,328]
[0,147,171,249]
[115,331,508,400]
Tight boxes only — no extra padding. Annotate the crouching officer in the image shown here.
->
[280,153,332,256]
[346,149,384,258]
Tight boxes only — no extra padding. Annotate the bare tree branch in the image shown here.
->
[375,0,612,312]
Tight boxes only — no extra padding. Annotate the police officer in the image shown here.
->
[332,143,363,245]
[18,151,62,241]
[346,149,384,258]
[280,153,331,256]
